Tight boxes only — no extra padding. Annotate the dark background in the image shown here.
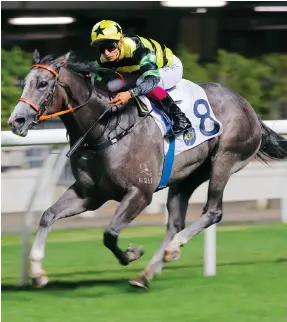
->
[2,1,287,62]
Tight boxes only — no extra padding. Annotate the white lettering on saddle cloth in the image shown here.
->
[139,80,223,156]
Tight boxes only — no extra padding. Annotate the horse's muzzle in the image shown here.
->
[8,115,33,137]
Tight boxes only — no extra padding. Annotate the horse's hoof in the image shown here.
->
[126,244,144,262]
[31,273,48,288]
[164,248,181,262]
[129,275,149,289]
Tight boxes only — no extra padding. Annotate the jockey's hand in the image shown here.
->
[109,91,132,106]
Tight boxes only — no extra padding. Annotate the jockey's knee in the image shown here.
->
[146,86,167,101]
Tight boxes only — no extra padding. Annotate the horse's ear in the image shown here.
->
[54,51,72,69]
[33,49,40,63]
[68,50,76,59]
[63,51,72,64]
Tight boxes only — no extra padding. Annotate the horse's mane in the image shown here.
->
[39,52,98,75]
[39,52,115,96]
[39,54,57,64]
[67,58,98,75]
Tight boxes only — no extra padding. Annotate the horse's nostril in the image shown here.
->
[13,117,26,127]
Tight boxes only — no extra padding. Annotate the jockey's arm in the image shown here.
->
[128,48,160,97]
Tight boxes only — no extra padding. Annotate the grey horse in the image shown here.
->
[8,51,287,289]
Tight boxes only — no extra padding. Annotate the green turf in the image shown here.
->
[2,224,287,322]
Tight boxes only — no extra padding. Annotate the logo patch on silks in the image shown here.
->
[183,128,196,146]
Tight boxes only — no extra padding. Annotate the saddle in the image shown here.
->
[134,86,177,118]
[133,95,149,117]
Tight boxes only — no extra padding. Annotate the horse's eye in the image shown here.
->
[39,81,48,89]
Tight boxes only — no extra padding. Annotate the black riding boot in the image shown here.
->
[159,94,192,136]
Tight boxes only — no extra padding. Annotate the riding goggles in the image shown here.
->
[94,40,119,55]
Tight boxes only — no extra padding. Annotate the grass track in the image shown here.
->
[2,223,287,322]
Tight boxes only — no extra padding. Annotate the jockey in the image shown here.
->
[90,19,191,136]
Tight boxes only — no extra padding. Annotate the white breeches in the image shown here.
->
[158,55,183,90]
[136,55,183,90]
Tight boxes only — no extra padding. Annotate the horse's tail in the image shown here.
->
[256,119,287,164]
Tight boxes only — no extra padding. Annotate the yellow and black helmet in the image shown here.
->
[90,20,123,46]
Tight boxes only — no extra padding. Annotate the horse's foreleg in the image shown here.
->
[103,186,150,266]
[129,186,189,289]
[30,183,103,287]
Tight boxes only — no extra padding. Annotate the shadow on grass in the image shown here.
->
[2,257,286,294]
[2,277,129,293]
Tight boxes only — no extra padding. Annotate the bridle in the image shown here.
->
[18,63,95,124]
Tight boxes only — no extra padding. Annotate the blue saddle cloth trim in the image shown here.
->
[150,102,176,190]
[157,138,175,189]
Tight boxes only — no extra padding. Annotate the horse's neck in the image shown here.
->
[62,101,140,147]
[60,98,108,145]
[60,113,82,145]
[60,71,139,145]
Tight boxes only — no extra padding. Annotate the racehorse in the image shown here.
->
[8,50,287,289]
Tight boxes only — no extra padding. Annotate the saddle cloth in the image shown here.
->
[139,79,223,156]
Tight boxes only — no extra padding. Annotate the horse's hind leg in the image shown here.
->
[30,183,104,287]
[166,151,253,254]
[130,164,210,288]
